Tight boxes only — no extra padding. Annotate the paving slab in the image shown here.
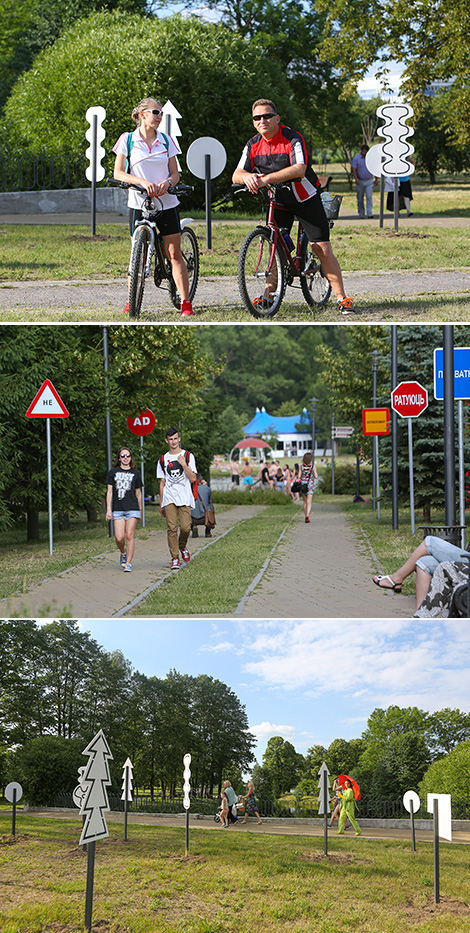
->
[0,501,416,619]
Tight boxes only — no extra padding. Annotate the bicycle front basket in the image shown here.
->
[320,192,343,220]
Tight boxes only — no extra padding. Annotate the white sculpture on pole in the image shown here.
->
[366,103,415,178]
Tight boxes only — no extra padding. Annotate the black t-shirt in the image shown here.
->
[261,467,270,483]
[107,467,142,511]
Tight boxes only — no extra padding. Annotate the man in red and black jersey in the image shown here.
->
[233,99,356,315]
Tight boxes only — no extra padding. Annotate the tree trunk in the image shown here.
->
[86,501,99,522]
[422,500,431,523]
[27,508,40,541]
[58,512,70,531]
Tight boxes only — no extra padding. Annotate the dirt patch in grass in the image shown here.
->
[161,853,208,865]
[402,896,470,922]
[0,833,32,846]
[300,852,363,865]
[40,923,126,932]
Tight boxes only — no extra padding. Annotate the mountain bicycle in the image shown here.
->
[235,185,341,319]
[112,180,199,318]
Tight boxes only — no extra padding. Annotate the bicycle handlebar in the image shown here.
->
[108,179,194,196]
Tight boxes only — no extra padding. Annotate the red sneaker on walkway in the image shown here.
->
[180,546,191,563]
[181,300,194,316]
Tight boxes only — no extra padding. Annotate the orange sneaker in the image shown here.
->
[181,300,194,316]
[338,297,356,315]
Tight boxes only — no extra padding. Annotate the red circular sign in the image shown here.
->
[127,408,156,436]
[391,381,428,418]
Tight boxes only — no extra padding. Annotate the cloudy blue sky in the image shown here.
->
[78,619,470,765]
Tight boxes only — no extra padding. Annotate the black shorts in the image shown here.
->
[129,206,182,238]
[271,193,330,243]
[231,475,240,485]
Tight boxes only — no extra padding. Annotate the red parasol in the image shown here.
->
[338,774,361,801]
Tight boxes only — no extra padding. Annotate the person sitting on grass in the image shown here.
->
[373,534,469,610]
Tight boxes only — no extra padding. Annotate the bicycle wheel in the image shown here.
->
[300,232,331,308]
[169,227,200,310]
[128,226,149,318]
[238,227,285,318]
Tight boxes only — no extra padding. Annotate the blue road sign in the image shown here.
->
[434,348,470,400]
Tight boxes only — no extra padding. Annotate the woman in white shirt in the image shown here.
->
[113,97,193,316]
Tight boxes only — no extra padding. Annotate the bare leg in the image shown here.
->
[124,517,138,565]
[311,242,347,301]
[374,541,429,589]
[113,518,126,556]
[415,566,432,609]
[164,233,189,302]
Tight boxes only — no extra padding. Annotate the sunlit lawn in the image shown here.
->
[1,814,470,933]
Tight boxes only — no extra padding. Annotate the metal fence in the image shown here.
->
[0,150,90,192]
[50,793,470,820]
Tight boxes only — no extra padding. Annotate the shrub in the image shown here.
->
[320,463,372,496]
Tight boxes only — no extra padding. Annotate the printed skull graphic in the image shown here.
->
[167,459,184,482]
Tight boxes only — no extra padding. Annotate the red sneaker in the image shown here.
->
[181,300,194,316]
[180,546,191,563]
[122,301,129,314]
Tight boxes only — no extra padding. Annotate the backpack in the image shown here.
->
[159,450,198,500]
[126,130,170,171]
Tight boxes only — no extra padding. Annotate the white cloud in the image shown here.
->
[233,620,470,715]
[249,721,297,741]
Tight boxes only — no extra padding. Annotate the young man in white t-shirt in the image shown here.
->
[157,427,197,570]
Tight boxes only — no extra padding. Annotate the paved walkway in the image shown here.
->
[237,500,416,618]
[0,501,416,619]
[17,808,470,846]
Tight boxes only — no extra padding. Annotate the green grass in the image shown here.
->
[1,814,470,932]
[0,505,167,607]
[1,222,470,283]
[133,505,297,615]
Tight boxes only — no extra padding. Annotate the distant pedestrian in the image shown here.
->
[275,466,285,492]
[290,462,301,501]
[156,427,197,570]
[328,777,342,828]
[219,790,229,828]
[351,145,377,218]
[300,452,318,523]
[191,474,215,537]
[106,446,142,573]
[229,457,241,489]
[242,459,254,489]
[337,780,361,835]
[258,460,271,489]
[223,780,238,824]
[242,782,262,824]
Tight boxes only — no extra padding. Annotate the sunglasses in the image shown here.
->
[120,453,131,459]
[144,108,163,116]
[253,113,276,121]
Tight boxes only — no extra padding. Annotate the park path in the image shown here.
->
[236,499,416,618]
[0,500,416,619]
[15,808,470,845]
[1,270,470,315]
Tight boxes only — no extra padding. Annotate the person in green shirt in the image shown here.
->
[337,780,361,835]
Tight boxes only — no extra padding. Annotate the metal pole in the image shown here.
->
[391,325,399,529]
[372,352,378,512]
[443,325,456,529]
[205,153,212,249]
[408,417,415,534]
[46,418,53,555]
[379,175,385,229]
[185,809,189,858]
[140,436,145,529]
[433,798,440,904]
[310,398,318,466]
[331,414,335,496]
[393,176,399,233]
[84,841,96,931]
[91,113,97,237]
[102,327,113,538]
[459,400,465,546]
[323,770,328,856]
[411,807,416,852]
[12,787,17,836]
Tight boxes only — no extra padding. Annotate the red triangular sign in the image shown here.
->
[26,380,69,419]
